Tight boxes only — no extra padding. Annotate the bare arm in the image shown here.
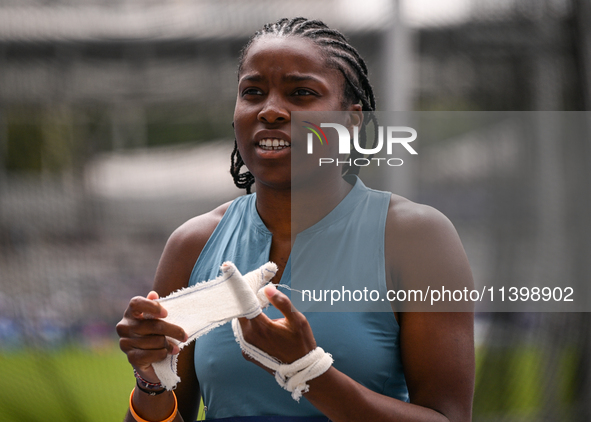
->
[117,202,231,422]
[389,200,475,421]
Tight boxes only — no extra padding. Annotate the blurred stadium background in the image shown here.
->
[0,0,590,421]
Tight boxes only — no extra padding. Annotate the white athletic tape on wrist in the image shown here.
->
[232,318,334,401]
[151,261,276,390]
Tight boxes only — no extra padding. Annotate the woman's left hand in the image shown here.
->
[238,284,317,371]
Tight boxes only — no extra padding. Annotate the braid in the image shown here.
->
[283,17,308,33]
[317,39,368,73]
[233,17,378,190]
[230,139,254,194]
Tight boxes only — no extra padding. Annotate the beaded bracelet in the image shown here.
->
[129,388,178,422]
[134,368,165,391]
[136,379,167,396]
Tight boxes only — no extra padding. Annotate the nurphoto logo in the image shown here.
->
[304,122,418,167]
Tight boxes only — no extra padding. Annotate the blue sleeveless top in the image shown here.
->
[189,176,409,419]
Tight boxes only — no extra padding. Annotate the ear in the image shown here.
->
[346,104,363,133]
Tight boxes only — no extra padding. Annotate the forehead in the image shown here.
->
[240,35,339,80]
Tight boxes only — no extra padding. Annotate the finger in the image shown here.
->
[126,296,167,319]
[220,261,240,278]
[243,262,278,292]
[238,312,271,331]
[125,346,171,370]
[264,285,304,324]
[261,262,278,284]
[120,334,178,353]
[130,319,188,343]
[146,291,168,319]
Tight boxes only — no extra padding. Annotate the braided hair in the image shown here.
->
[231,17,379,193]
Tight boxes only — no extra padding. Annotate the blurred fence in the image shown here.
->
[0,0,590,421]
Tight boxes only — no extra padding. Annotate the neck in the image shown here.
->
[254,175,353,240]
[254,184,292,241]
[292,176,353,234]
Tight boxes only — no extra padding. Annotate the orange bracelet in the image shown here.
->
[129,388,178,422]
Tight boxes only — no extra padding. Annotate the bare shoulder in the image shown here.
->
[167,201,233,254]
[152,200,233,296]
[386,193,458,241]
[385,193,474,300]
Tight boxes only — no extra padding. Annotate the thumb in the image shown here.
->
[145,291,167,319]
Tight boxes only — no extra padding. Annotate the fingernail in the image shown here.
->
[172,345,180,355]
[264,284,277,298]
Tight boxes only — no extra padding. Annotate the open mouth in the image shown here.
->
[258,138,291,151]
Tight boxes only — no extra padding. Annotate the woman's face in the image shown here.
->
[234,35,356,190]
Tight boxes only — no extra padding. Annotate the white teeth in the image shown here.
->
[258,138,291,150]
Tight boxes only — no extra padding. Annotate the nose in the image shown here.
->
[258,94,290,125]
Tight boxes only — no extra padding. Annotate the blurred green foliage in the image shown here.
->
[0,345,207,422]
[0,344,578,422]
[0,345,133,422]
[6,123,44,172]
[2,105,234,173]
[474,345,578,420]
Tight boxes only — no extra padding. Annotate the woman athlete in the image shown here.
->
[117,17,475,422]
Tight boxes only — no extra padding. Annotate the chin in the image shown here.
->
[251,170,292,191]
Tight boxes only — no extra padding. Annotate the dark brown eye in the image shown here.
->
[293,89,315,96]
[242,88,264,96]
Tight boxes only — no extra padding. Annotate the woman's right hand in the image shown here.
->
[116,291,188,383]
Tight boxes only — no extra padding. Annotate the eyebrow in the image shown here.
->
[239,73,325,84]
[282,74,324,84]
[240,74,264,83]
